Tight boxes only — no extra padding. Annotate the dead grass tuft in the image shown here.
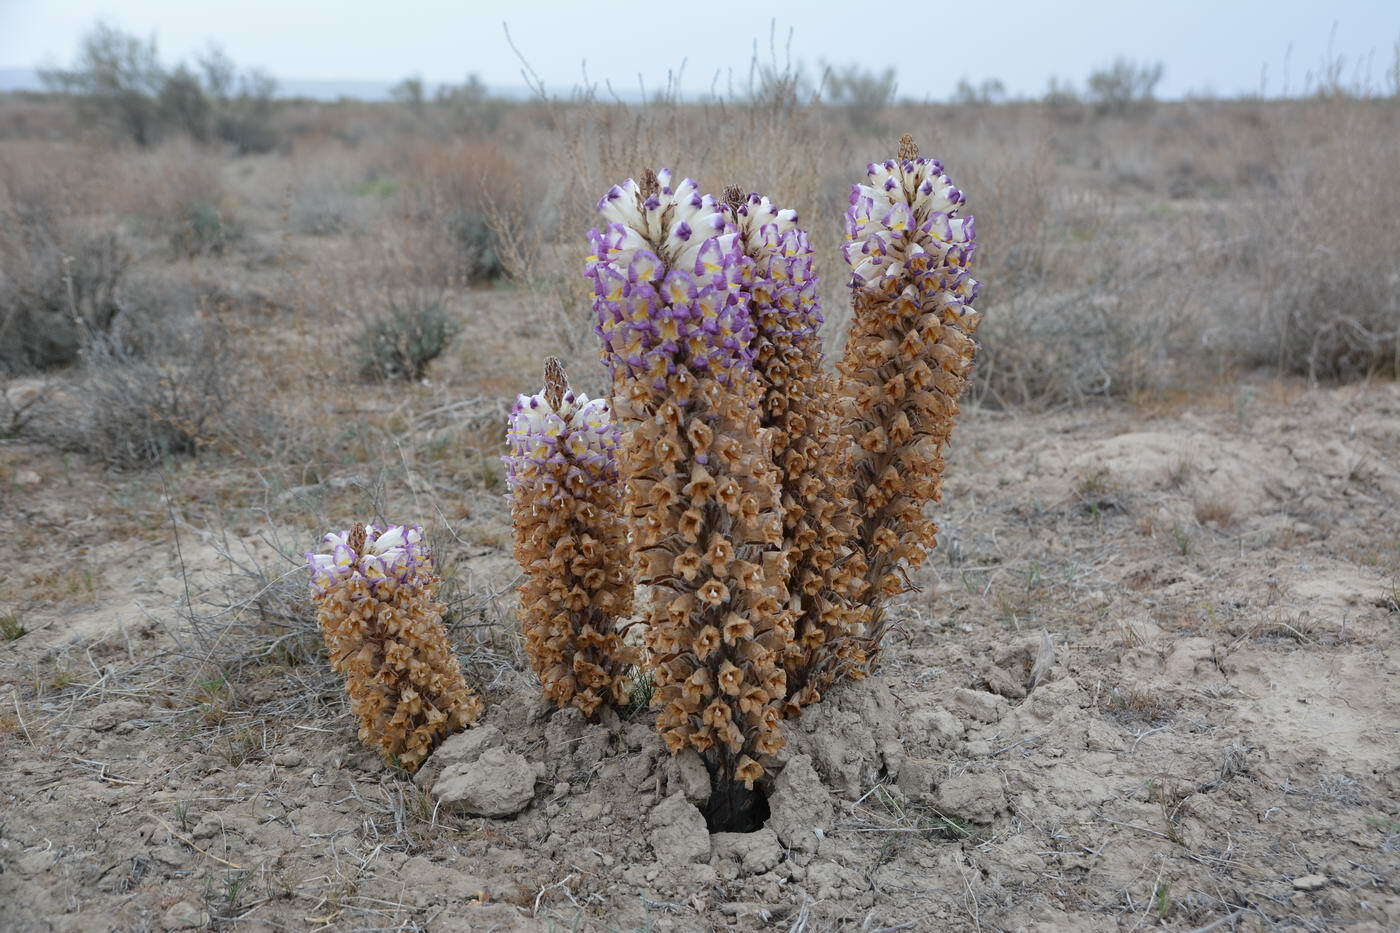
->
[1102,685,1176,726]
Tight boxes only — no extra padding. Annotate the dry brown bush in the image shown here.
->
[0,142,131,373]
[396,139,516,285]
[1224,101,1400,380]
[3,86,1395,416]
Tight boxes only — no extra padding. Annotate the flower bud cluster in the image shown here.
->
[838,137,983,654]
[308,522,483,772]
[585,170,790,790]
[504,359,635,718]
[726,190,868,709]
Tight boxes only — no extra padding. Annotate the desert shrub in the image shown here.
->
[0,206,129,374]
[354,299,458,382]
[39,22,165,145]
[208,69,281,155]
[433,74,508,135]
[158,65,213,142]
[40,22,280,152]
[1086,58,1164,116]
[168,199,242,257]
[444,209,504,280]
[28,310,257,468]
[822,63,896,130]
[399,140,515,285]
[1226,102,1400,380]
[390,75,427,115]
[288,183,362,236]
[952,77,1007,106]
[974,289,1164,407]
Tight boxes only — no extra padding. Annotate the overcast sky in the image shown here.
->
[3,0,1398,99]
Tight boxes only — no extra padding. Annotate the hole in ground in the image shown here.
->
[702,781,770,834]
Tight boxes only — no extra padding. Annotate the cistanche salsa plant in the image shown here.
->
[838,135,982,656]
[307,137,980,828]
[585,169,793,828]
[503,357,636,719]
[308,522,484,772]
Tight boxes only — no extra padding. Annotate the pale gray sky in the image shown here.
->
[3,0,1398,99]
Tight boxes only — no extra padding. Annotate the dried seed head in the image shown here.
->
[723,185,745,214]
[347,521,366,555]
[543,356,568,411]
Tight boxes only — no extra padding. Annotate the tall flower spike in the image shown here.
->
[723,188,868,712]
[307,521,483,772]
[503,357,636,719]
[838,135,983,659]
[584,170,790,821]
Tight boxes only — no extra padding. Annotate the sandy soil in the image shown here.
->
[1,381,1397,932]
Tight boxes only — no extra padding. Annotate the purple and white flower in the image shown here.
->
[503,389,621,501]
[585,171,755,387]
[843,157,979,303]
[306,523,428,595]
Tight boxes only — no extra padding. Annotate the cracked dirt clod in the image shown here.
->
[649,792,710,865]
[432,746,538,817]
[767,754,833,853]
[935,772,1008,824]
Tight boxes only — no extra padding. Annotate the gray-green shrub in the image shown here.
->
[355,300,458,382]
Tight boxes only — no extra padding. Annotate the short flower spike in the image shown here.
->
[308,522,483,772]
[504,357,635,718]
[838,135,983,657]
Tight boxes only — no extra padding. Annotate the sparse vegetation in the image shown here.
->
[1,21,1397,933]
[26,311,262,467]
[0,612,24,641]
[0,199,129,373]
[40,22,281,152]
[1085,57,1164,115]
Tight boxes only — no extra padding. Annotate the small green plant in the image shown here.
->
[220,728,261,767]
[622,668,656,719]
[1152,881,1172,919]
[169,201,242,257]
[1074,465,1124,517]
[173,798,193,833]
[0,612,25,641]
[354,300,458,382]
[206,868,251,922]
[446,210,505,282]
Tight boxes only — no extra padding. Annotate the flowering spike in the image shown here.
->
[724,189,869,711]
[583,170,790,805]
[307,522,483,772]
[504,359,635,719]
[838,136,983,659]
